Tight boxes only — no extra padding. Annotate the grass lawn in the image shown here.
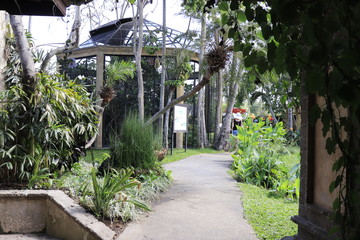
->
[280,145,301,170]
[238,145,300,240]
[82,147,221,165]
[239,183,298,240]
[160,148,222,164]
[81,148,110,164]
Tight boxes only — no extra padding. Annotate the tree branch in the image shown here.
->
[146,74,212,125]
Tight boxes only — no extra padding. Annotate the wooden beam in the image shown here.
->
[62,46,200,62]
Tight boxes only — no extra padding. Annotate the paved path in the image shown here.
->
[117,153,258,240]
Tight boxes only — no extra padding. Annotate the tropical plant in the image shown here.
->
[107,111,161,169]
[271,163,300,199]
[231,118,287,189]
[212,0,360,237]
[0,35,98,184]
[84,168,151,218]
[105,60,136,87]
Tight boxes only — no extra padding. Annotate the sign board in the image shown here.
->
[173,104,188,133]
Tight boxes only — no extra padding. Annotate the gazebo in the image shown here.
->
[60,18,200,148]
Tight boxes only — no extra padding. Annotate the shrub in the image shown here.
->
[0,73,98,183]
[84,168,150,218]
[109,112,160,169]
[0,35,98,184]
[231,118,288,189]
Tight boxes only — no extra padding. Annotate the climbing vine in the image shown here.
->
[208,0,360,239]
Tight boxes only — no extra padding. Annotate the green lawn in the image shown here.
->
[81,149,110,164]
[280,145,301,170]
[239,183,298,240]
[160,148,222,164]
[239,145,300,240]
[82,147,221,165]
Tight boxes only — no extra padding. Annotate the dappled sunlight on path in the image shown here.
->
[117,153,258,240]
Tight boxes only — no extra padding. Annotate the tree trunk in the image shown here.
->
[133,0,145,120]
[10,15,36,86]
[0,11,8,95]
[214,82,239,150]
[197,13,208,148]
[163,87,175,149]
[146,73,212,125]
[214,29,223,142]
[214,53,240,150]
[159,0,166,144]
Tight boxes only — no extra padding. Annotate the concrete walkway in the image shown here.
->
[117,153,258,240]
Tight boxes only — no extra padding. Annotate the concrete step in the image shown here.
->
[0,234,61,240]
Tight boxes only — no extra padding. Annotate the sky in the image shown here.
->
[22,0,200,50]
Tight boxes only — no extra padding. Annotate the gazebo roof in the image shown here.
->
[80,18,193,50]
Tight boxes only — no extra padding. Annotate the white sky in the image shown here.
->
[22,0,200,50]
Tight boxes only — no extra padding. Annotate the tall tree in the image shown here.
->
[159,0,166,144]
[146,44,231,125]
[214,28,224,142]
[132,0,146,120]
[10,15,36,88]
[214,52,242,150]
[0,11,8,93]
[196,12,208,148]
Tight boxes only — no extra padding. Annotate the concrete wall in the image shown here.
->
[0,190,115,240]
[291,93,342,240]
[313,96,345,210]
[0,198,46,233]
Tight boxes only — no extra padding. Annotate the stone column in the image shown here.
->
[95,53,104,148]
[289,87,342,240]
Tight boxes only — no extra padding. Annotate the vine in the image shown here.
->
[209,0,360,238]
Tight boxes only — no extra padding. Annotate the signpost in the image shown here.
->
[172,104,188,154]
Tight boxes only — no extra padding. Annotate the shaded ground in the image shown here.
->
[117,153,258,240]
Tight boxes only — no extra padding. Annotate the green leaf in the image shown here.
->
[332,156,345,172]
[285,59,298,79]
[329,180,336,193]
[221,14,230,26]
[309,105,321,127]
[218,1,229,11]
[243,44,252,56]
[244,52,257,68]
[228,27,236,38]
[233,41,243,52]
[325,137,336,154]
[261,24,272,40]
[256,55,268,74]
[321,110,331,137]
[237,11,247,22]
[127,199,151,212]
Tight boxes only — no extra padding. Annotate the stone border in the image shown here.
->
[0,190,115,240]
